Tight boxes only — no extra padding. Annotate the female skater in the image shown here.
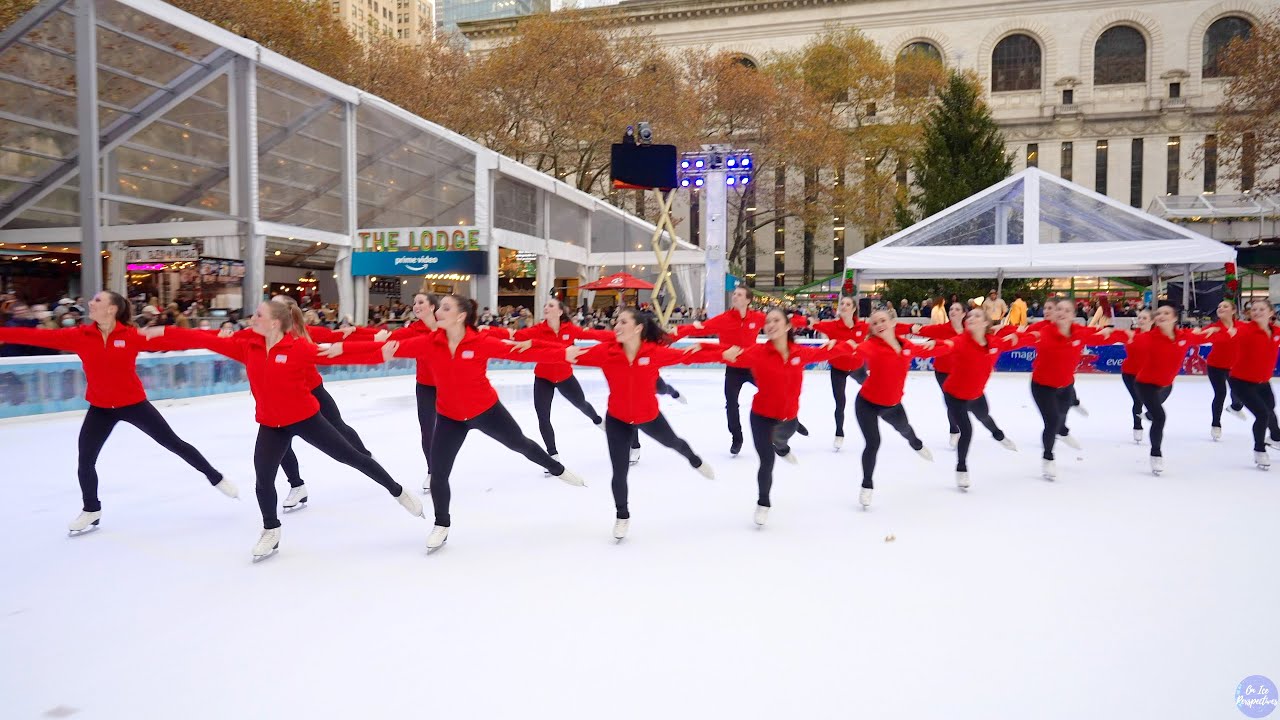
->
[0,291,233,536]
[514,298,613,463]
[145,301,421,562]
[385,295,587,550]
[933,308,1024,490]
[1119,309,1153,443]
[913,301,968,449]
[569,308,723,540]
[849,308,942,509]
[1126,305,1207,475]
[1203,300,1247,440]
[725,308,853,526]
[1226,299,1280,469]
[813,296,869,450]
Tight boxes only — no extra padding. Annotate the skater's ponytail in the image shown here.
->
[262,299,294,333]
[271,295,311,341]
[546,297,574,326]
[101,291,133,326]
[619,307,669,344]
[449,294,479,330]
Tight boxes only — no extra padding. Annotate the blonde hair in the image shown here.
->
[271,295,311,341]
[261,300,295,333]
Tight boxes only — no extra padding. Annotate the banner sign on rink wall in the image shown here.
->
[350,250,487,277]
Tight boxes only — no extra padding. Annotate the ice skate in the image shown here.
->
[67,510,102,536]
[779,448,799,465]
[613,518,630,541]
[426,525,449,551]
[1072,403,1089,417]
[283,485,308,512]
[833,435,844,451]
[594,419,605,431]
[754,505,769,526]
[1228,407,1246,420]
[1255,451,1271,470]
[916,446,934,462]
[956,471,970,491]
[396,489,424,518]
[213,478,239,499]
[1133,429,1144,444]
[695,460,715,479]
[674,394,688,405]
[949,433,959,449]
[422,474,431,494]
[1041,459,1057,481]
[555,467,586,487]
[1150,456,1164,476]
[1060,434,1082,450]
[1211,426,1222,441]
[251,528,280,563]
[544,453,560,477]
[858,487,872,509]
[1000,437,1017,452]
[628,447,640,466]
[729,438,743,457]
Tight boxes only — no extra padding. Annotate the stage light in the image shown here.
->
[739,175,751,185]
[726,176,736,186]
[694,159,705,169]
[680,178,691,187]
[694,178,705,187]
[680,160,690,169]
[727,157,737,168]
[741,157,752,168]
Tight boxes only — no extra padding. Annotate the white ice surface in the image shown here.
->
[1,369,1277,719]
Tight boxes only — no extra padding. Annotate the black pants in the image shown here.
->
[1122,373,1143,430]
[430,402,563,527]
[656,376,680,399]
[943,392,1005,472]
[278,384,370,488]
[533,375,602,456]
[750,412,798,507]
[1229,378,1280,452]
[935,370,960,434]
[77,401,222,513]
[854,394,923,489]
[254,413,402,530]
[605,413,701,519]
[829,367,866,437]
[1208,366,1243,427]
[1136,382,1173,456]
[1030,381,1074,460]
[724,366,755,442]
[416,383,437,474]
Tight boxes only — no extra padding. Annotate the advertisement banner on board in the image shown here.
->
[350,250,487,277]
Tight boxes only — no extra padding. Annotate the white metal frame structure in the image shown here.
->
[0,0,704,320]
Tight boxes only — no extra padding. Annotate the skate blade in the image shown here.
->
[628,460,638,466]
[68,524,100,537]
[252,546,279,563]
[282,502,307,513]
[426,541,447,554]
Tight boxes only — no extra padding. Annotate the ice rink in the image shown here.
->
[2,367,1277,719]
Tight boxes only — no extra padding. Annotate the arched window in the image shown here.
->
[1094,26,1147,84]
[732,55,757,71]
[1203,16,1253,78]
[991,34,1042,92]
[896,41,943,96]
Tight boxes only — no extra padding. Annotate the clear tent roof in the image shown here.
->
[847,167,1236,279]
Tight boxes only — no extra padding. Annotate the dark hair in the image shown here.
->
[619,307,668,344]
[766,307,795,344]
[101,291,133,326]
[415,292,441,311]
[448,294,479,329]
[545,297,575,325]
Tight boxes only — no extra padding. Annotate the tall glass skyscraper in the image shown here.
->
[439,0,550,32]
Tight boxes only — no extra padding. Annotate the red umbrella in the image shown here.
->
[580,272,654,291]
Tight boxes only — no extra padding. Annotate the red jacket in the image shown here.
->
[1202,321,1241,370]
[1030,323,1105,388]
[914,322,964,374]
[673,309,765,368]
[158,328,383,427]
[574,341,727,423]
[384,323,510,386]
[735,341,852,420]
[392,328,564,421]
[514,321,614,382]
[1120,329,1149,375]
[0,323,151,408]
[218,327,325,391]
[812,319,868,371]
[1133,328,1202,386]
[938,331,1030,401]
[852,335,941,406]
[1230,321,1280,383]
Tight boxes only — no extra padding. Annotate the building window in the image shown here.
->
[896,41,942,96]
[1130,138,1143,207]
[896,159,908,191]
[1203,134,1217,193]
[1061,142,1073,182]
[1095,140,1109,195]
[991,34,1042,92]
[1243,132,1256,192]
[1094,26,1147,84]
[1203,16,1253,79]
[1062,88,1074,105]
[1026,143,1039,168]
[1169,82,1181,98]
[1166,137,1180,195]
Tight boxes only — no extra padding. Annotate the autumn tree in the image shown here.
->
[1214,11,1280,194]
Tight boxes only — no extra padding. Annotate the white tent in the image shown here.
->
[847,167,1236,283]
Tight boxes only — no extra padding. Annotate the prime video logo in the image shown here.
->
[394,256,440,272]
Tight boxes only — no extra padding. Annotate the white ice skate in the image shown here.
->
[594,419,605,431]
[1228,407,1246,420]
[68,510,102,536]
[628,447,640,466]
[949,433,959,449]
[956,471,970,491]
[1150,456,1164,476]
[833,435,844,451]
[1072,404,1090,417]
[780,449,799,465]
[544,454,560,477]
[1255,451,1271,470]
[754,505,770,526]
[1060,434,1082,450]
[1133,429,1144,444]
[555,467,587,487]
[396,489,425,518]
[613,518,630,540]
[213,478,239,499]
[252,528,280,563]
[426,525,449,550]
[283,485,308,512]
[916,446,934,462]
[858,487,873,509]
[695,461,715,479]
[1041,459,1057,481]
[422,474,431,494]
[1000,437,1017,452]
[1211,426,1222,441]
[675,394,688,405]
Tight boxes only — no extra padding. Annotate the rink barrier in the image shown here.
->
[0,340,1265,419]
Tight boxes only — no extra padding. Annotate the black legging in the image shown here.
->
[1208,366,1244,427]
[942,392,1006,472]
[1121,373,1143,430]
[278,384,370,488]
[749,412,798,507]
[656,376,680,399]
[1229,378,1280,452]
[253,413,403,530]
[533,375,602,455]
[854,394,923,489]
[1136,382,1173,456]
[1030,381,1074,460]
[415,383,437,474]
[605,413,702,519]
[429,402,564,527]
[724,366,755,442]
[829,367,865,437]
[935,370,960,434]
[77,401,222,512]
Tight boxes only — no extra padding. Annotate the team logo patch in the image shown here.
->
[790,357,800,365]
[274,354,288,364]
[638,357,651,366]
[562,334,571,341]
[461,350,475,359]
[113,340,126,348]
[1072,340,1081,347]
[748,323,757,329]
